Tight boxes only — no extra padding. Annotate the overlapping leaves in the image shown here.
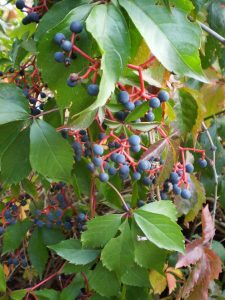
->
[0,84,74,183]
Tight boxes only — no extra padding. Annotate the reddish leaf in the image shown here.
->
[176,206,222,300]
[166,272,177,295]
[201,204,215,244]
[141,138,168,160]
[176,239,203,268]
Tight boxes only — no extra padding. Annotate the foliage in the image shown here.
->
[0,0,224,299]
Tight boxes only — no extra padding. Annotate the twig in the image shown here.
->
[106,181,130,211]
[189,17,225,45]
[198,21,225,45]
[201,122,218,241]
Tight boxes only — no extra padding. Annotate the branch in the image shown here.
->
[201,122,219,236]
[189,17,225,46]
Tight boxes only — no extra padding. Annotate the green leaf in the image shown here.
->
[30,120,74,182]
[170,0,194,12]
[60,274,84,300]
[125,286,150,300]
[134,210,184,252]
[41,228,65,246]
[0,121,24,158]
[0,83,30,125]
[0,264,6,293]
[3,219,31,254]
[134,239,167,272]
[185,175,206,222]
[34,289,60,300]
[121,264,150,287]
[9,290,27,300]
[212,241,225,262]
[73,159,91,196]
[175,89,198,134]
[37,4,94,109]
[139,200,178,222]
[81,214,122,248]
[125,101,149,123]
[43,99,62,128]
[21,179,38,199]
[85,3,131,111]
[49,239,99,265]
[101,219,134,276]
[70,109,97,129]
[35,0,89,40]
[1,127,31,184]
[28,228,49,277]
[89,262,120,297]
[119,0,207,82]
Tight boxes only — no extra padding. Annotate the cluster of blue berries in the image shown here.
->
[160,159,208,200]
[87,135,163,184]
[8,255,28,268]
[53,22,100,96]
[116,89,169,122]
[16,0,40,25]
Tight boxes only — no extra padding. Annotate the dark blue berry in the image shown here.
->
[87,163,95,172]
[118,91,129,104]
[119,165,130,176]
[169,172,179,184]
[149,97,160,108]
[99,173,109,182]
[124,102,135,111]
[137,200,145,207]
[93,144,104,156]
[54,52,65,63]
[77,213,86,222]
[160,191,168,200]
[67,77,77,87]
[133,172,141,180]
[198,159,207,168]
[0,226,5,235]
[16,0,25,9]
[158,90,170,102]
[87,84,99,96]
[29,12,39,23]
[53,33,65,45]
[181,189,191,199]
[108,167,117,176]
[135,100,142,106]
[116,154,126,164]
[64,222,72,230]
[93,156,102,166]
[131,145,141,153]
[145,111,155,121]
[61,40,72,52]
[128,135,141,146]
[142,176,152,186]
[36,220,44,228]
[70,21,83,33]
[173,184,181,195]
[138,160,151,171]
[185,163,194,173]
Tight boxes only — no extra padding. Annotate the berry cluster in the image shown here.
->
[53,21,100,96]
[0,57,51,116]
[16,0,51,25]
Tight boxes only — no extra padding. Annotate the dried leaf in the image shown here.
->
[201,204,215,244]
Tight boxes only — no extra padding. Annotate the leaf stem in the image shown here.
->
[31,108,59,119]
[106,181,129,212]
[201,122,218,241]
